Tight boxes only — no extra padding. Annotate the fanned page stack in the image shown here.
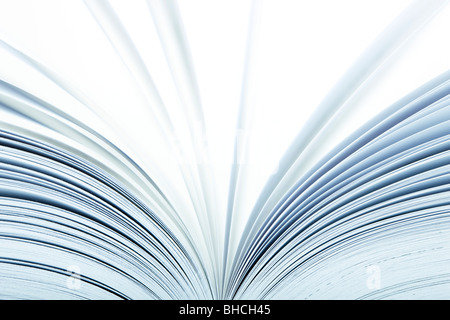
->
[0,0,449,300]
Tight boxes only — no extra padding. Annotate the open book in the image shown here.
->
[0,0,449,300]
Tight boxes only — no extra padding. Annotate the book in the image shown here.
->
[0,0,449,300]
